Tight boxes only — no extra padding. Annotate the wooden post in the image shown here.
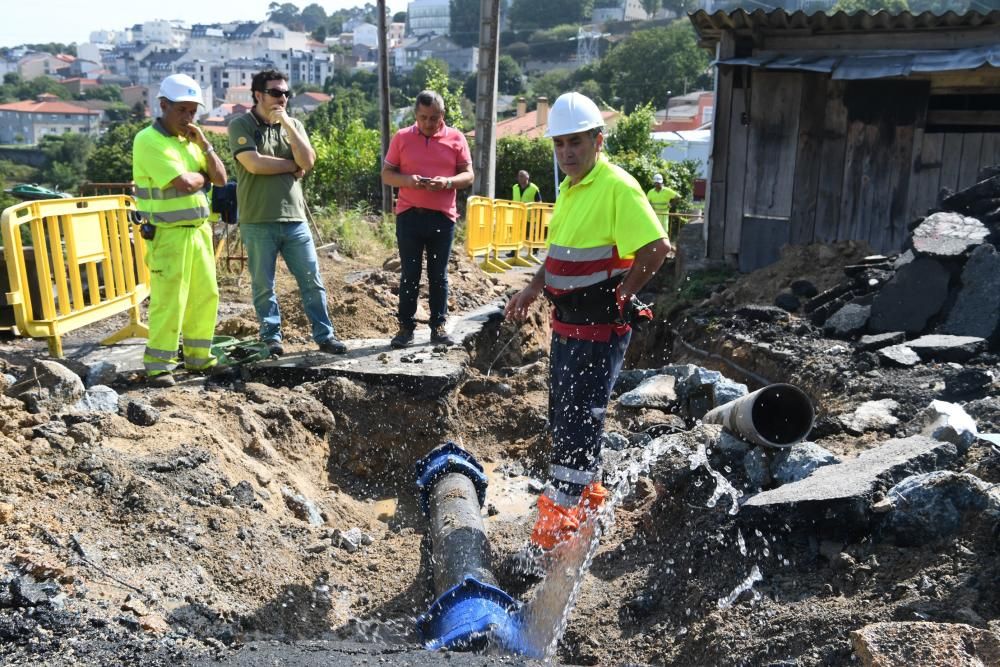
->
[376,0,393,214]
[472,0,501,198]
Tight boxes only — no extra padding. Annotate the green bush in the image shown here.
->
[495,135,555,202]
[308,119,383,210]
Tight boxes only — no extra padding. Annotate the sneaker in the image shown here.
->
[318,337,347,354]
[390,327,415,349]
[265,340,284,357]
[147,372,176,388]
[430,325,456,346]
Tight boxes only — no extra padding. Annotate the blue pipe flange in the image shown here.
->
[416,575,537,656]
[414,442,488,516]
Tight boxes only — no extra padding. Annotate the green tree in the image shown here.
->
[268,2,304,30]
[78,85,122,102]
[408,59,466,129]
[39,133,93,191]
[85,122,143,184]
[599,21,710,111]
[308,119,382,209]
[450,0,480,48]
[529,69,573,104]
[604,104,660,157]
[497,55,524,95]
[509,0,593,30]
[393,11,407,22]
[641,0,662,16]
[307,85,379,133]
[300,3,327,31]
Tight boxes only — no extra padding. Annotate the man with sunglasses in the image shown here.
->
[228,68,346,357]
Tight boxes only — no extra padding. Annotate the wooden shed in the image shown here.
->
[690,9,1000,271]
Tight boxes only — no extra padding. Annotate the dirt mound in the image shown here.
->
[724,240,874,306]
[220,249,509,344]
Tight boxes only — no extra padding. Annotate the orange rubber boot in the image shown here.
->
[574,482,609,524]
[530,494,581,551]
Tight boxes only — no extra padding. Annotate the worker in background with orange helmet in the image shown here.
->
[133,74,227,387]
[504,91,672,576]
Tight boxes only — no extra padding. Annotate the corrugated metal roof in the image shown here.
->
[717,44,1000,79]
[690,9,1000,45]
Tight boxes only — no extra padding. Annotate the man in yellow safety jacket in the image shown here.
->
[133,73,227,387]
[505,92,671,574]
[646,173,679,238]
[512,170,542,203]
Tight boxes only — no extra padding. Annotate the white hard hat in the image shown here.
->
[157,74,204,105]
[545,92,604,138]
[653,173,664,184]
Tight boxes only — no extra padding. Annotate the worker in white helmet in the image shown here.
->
[504,92,672,573]
[133,73,227,387]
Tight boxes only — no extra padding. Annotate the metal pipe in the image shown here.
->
[414,442,528,653]
[428,472,497,592]
[702,383,814,448]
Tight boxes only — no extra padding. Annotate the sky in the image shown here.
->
[0,0,409,49]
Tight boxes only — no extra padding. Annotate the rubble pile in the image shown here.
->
[781,171,1000,358]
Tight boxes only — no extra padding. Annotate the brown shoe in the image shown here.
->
[390,327,415,349]
[147,372,176,388]
[430,325,455,346]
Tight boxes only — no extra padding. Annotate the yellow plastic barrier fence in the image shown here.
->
[522,202,553,265]
[1,195,150,357]
[465,196,507,272]
[485,199,532,272]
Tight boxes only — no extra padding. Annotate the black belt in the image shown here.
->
[545,274,623,325]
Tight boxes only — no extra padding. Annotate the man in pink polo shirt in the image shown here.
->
[380,90,474,348]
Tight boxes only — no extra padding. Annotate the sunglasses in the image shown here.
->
[262,88,293,99]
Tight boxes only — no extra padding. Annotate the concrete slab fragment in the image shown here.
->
[741,436,959,535]
[856,332,905,353]
[911,212,989,258]
[851,621,1000,667]
[869,257,950,334]
[906,334,987,362]
[879,344,921,367]
[942,243,1000,341]
[618,375,677,409]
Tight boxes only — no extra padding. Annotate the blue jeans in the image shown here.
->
[239,221,335,344]
[548,330,631,503]
[395,208,454,330]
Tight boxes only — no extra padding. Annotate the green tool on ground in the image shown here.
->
[209,336,273,367]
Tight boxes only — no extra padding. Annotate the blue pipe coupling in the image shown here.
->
[414,441,489,516]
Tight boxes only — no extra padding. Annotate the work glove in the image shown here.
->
[615,284,654,327]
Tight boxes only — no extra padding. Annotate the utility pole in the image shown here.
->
[472,0,501,198]
[376,0,393,214]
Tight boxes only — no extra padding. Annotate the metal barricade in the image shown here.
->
[464,196,506,272]
[1,195,150,357]
[522,202,553,264]
[487,199,532,272]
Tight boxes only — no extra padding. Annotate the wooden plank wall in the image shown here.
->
[705,34,736,260]
[708,67,1000,269]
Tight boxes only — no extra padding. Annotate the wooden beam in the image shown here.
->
[706,33,736,261]
[927,110,1000,127]
[764,27,1000,52]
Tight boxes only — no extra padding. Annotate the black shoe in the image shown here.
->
[430,325,456,346]
[147,372,176,388]
[390,327,414,349]
[318,337,347,354]
[265,340,284,357]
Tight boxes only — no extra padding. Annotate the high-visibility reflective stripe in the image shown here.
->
[144,361,178,372]
[134,186,183,200]
[145,347,178,360]
[146,206,211,224]
[184,358,217,369]
[545,267,627,291]
[543,484,581,509]
[550,464,597,486]
[184,338,213,349]
[548,244,614,261]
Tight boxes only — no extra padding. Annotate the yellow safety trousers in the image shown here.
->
[143,224,219,375]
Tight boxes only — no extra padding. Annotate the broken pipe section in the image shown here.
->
[414,442,530,655]
[703,383,815,448]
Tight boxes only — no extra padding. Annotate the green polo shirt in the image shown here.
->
[228,110,307,224]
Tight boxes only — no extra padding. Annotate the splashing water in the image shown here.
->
[717,565,763,609]
[513,436,688,659]
[688,442,743,514]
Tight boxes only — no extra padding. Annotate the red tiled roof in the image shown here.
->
[300,91,331,103]
[467,109,619,140]
[0,100,100,115]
